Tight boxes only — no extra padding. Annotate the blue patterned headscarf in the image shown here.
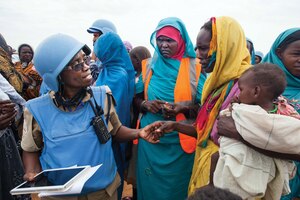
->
[262,28,300,105]
[94,32,135,126]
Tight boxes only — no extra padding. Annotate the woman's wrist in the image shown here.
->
[135,129,141,140]
[140,100,148,112]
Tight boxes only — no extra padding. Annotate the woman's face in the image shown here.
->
[60,51,93,89]
[195,28,214,73]
[93,32,102,46]
[19,46,33,63]
[255,55,262,64]
[277,40,300,78]
[156,35,178,58]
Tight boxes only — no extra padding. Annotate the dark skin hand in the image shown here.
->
[143,100,165,113]
[160,102,199,119]
[135,92,199,119]
[217,115,300,161]
[217,115,242,140]
[154,121,176,135]
[23,151,42,181]
[153,120,197,138]
[0,100,17,130]
[162,103,185,119]
[144,121,165,141]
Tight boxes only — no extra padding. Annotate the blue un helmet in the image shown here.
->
[87,19,117,34]
[33,33,91,92]
[255,51,264,60]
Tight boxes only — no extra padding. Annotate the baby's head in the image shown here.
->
[237,63,287,105]
[187,185,242,200]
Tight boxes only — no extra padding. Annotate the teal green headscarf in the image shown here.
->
[149,17,196,73]
[145,17,196,102]
[262,28,300,104]
[263,28,300,199]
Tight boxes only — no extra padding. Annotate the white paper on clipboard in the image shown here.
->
[38,164,102,197]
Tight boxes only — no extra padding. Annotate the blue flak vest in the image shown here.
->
[26,86,117,194]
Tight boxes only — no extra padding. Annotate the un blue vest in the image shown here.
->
[26,86,117,194]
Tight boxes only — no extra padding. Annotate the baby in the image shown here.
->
[212,63,300,199]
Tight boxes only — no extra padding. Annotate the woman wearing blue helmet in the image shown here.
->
[86,19,118,83]
[21,33,159,200]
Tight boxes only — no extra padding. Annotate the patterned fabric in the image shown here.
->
[207,17,217,69]
[0,82,27,200]
[0,48,23,93]
[195,80,234,147]
[0,129,25,200]
[0,74,25,122]
[200,17,250,103]
[15,61,42,100]
[189,16,251,194]
[277,96,300,119]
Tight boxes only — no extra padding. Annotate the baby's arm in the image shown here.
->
[209,151,220,185]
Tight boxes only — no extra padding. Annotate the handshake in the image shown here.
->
[138,120,176,143]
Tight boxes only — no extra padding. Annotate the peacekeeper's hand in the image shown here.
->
[0,100,17,130]
[81,63,93,87]
[139,121,165,143]
[142,100,165,114]
[155,121,177,134]
[217,115,242,141]
[23,172,39,182]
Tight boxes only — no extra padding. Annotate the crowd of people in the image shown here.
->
[0,15,299,200]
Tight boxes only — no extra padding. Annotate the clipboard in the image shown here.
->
[10,166,89,195]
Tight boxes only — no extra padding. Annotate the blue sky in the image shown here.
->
[1,0,299,56]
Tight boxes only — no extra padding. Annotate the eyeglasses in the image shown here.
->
[66,61,85,72]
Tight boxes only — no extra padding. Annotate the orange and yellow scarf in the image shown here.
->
[195,16,251,146]
[189,16,251,194]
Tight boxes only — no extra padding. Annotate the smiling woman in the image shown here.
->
[20,33,160,200]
